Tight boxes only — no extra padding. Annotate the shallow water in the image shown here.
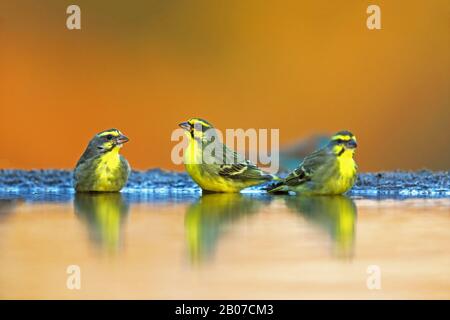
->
[0,193,449,299]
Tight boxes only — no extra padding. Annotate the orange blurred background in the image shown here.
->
[0,0,448,172]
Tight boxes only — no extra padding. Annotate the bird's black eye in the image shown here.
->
[106,134,114,140]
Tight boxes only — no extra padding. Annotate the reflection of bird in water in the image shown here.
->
[0,199,23,219]
[74,193,129,253]
[0,199,23,243]
[285,195,357,259]
[185,193,263,264]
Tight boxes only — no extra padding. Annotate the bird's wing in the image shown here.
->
[218,161,273,180]
[215,144,274,181]
[73,156,97,189]
[283,148,330,186]
[120,155,131,180]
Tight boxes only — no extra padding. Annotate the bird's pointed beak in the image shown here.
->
[179,121,191,131]
[116,134,129,145]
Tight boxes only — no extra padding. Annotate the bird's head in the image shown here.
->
[179,118,215,140]
[328,131,357,157]
[90,128,129,154]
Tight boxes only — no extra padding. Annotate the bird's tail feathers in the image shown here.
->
[266,180,289,194]
[263,173,281,181]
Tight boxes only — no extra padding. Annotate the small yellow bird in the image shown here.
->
[269,131,358,195]
[74,129,130,192]
[179,118,277,193]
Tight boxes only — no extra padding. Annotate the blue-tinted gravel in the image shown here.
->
[0,169,449,201]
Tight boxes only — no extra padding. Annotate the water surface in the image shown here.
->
[0,193,449,299]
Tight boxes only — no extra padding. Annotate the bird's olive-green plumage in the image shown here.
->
[268,131,358,195]
[74,193,129,252]
[74,128,130,192]
[285,195,357,258]
[185,193,262,262]
[179,118,277,193]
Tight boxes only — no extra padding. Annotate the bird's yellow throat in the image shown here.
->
[337,148,356,178]
[95,146,122,181]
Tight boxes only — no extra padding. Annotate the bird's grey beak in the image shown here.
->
[116,134,129,145]
[179,122,191,131]
[347,140,357,149]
